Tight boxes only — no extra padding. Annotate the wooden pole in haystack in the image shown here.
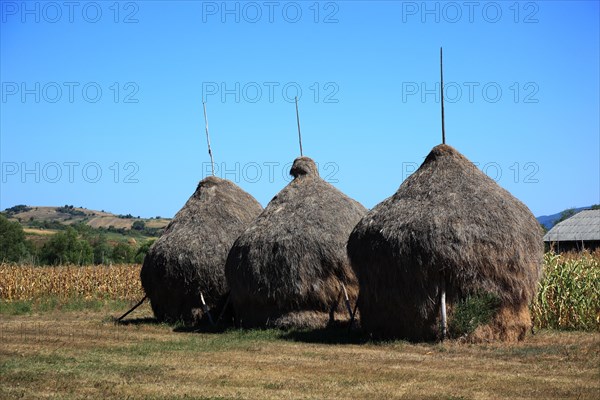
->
[341,283,354,320]
[440,47,446,145]
[203,101,216,176]
[295,96,304,156]
[440,280,447,340]
[216,292,232,325]
[440,47,448,341]
[200,292,215,326]
[349,302,359,330]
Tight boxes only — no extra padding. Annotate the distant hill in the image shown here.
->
[1,205,171,247]
[537,206,596,230]
[4,203,596,238]
[2,205,170,230]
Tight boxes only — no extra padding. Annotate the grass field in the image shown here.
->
[1,303,599,400]
[1,253,599,399]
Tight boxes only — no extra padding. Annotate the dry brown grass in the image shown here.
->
[22,228,57,236]
[0,306,598,400]
[0,264,143,302]
[1,259,599,399]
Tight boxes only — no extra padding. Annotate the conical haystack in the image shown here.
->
[225,157,367,329]
[141,176,262,323]
[348,144,543,342]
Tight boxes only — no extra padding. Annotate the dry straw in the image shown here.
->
[140,177,262,323]
[0,264,143,302]
[348,144,544,342]
[226,156,366,329]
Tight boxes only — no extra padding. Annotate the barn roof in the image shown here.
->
[543,209,600,242]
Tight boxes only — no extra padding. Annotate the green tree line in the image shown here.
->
[0,214,154,265]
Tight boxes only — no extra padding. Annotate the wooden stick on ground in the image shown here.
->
[116,295,147,323]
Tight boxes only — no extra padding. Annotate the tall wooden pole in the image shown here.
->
[440,47,446,145]
[202,101,215,176]
[295,96,304,156]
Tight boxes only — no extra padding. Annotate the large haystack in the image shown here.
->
[140,176,262,323]
[348,144,543,342]
[225,156,367,329]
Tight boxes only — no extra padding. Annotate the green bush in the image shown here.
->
[111,242,134,263]
[40,227,93,265]
[134,239,155,264]
[449,292,501,338]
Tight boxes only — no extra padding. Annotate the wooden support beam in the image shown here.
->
[116,296,147,323]
[440,280,447,340]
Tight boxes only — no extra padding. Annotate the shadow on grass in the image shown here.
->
[113,312,372,345]
[174,318,371,345]
[112,316,160,326]
[280,325,370,345]
[172,322,230,334]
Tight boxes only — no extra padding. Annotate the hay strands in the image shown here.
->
[329,290,343,324]
[115,295,147,323]
[200,292,215,326]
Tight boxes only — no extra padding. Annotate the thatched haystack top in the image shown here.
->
[424,142,467,162]
[243,156,366,238]
[226,156,367,328]
[356,143,543,305]
[290,156,319,178]
[165,176,261,230]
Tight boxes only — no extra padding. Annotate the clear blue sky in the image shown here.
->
[1,1,599,218]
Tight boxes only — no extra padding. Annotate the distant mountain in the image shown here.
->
[537,206,594,230]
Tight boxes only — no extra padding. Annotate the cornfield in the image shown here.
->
[532,250,600,331]
[0,264,143,302]
[1,252,599,331]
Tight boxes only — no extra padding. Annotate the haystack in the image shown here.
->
[225,156,367,329]
[347,144,543,342]
[140,176,262,323]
